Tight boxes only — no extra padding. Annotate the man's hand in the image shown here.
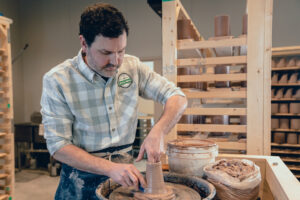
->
[136,128,164,163]
[108,162,147,190]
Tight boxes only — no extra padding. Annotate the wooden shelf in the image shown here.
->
[281,158,300,163]
[272,46,300,56]
[271,129,300,133]
[272,83,300,87]
[272,150,300,155]
[272,113,300,117]
[271,143,300,148]
[272,66,300,71]
[271,98,300,102]
[287,166,300,171]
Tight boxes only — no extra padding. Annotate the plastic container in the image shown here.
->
[167,139,218,177]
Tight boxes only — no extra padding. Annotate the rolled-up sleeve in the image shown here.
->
[40,73,74,155]
[137,60,185,105]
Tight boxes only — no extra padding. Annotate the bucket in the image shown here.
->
[167,139,218,177]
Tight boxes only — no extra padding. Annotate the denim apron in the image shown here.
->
[55,144,133,200]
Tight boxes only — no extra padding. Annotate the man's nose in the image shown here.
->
[110,53,119,66]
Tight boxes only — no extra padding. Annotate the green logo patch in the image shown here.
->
[118,73,133,88]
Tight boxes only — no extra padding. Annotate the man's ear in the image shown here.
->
[79,35,88,52]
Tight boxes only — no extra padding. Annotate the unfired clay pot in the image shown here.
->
[287,58,296,67]
[296,59,300,67]
[289,103,300,114]
[271,59,276,68]
[275,88,284,99]
[291,119,300,130]
[293,89,300,99]
[145,161,166,194]
[271,103,279,114]
[271,73,278,84]
[279,119,289,129]
[276,58,286,68]
[271,89,276,98]
[284,88,293,98]
[288,73,298,83]
[273,132,285,144]
[177,19,193,40]
[279,103,289,113]
[211,115,229,136]
[214,15,231,37]
[278,74,288,83]
[215,65,230,88]
[271,118,279,129]
[298,134,300,144]
[287,133,298,144]
[242,14,247,35]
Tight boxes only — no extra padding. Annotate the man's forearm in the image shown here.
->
[154,95,187,136]
[53,144,113,175]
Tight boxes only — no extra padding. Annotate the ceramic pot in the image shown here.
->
[279,103,289,113]
[271,103,279,114]
[271,73,278,84]
[242,14,248,35]
[290,103,300,114]
[271,59,276,68]
[296,59,300,67]
[288,73,298,83]
[284,88,293,98]
[291,119,300,130]
[177,19,193,40]
[215,65,230,88]
[273,132,285,144]
[271,118,279,129]
[287,133,297,144]
[293,89,300,99]
[276,58,286,68]
[279,119,289,129]
[287,58,296,67]
[275,88,284,99]
[278,74,288,83]
[214,15,230,37]
[271,89,276,98]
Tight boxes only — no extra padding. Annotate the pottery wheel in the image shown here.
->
[108,182,201,200]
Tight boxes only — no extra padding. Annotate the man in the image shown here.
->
[41,3,187,200]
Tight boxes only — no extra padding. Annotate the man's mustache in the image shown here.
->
[104,64,119,69]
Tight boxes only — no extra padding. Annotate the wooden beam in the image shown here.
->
[178,37,247,50]
[162,0,178,152]
[177,124,247,133]
[178,73,246,82]
[247,0,272,155]
[177,56,247,66]
[183,90,246,99]
[184,108,246,116]
[272,46,300,56]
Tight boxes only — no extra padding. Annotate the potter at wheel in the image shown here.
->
[109,161,201,200]
[109,182,201,200]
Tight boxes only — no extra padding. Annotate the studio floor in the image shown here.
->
[14,160,147,200]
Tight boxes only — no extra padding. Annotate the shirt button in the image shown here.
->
[112,128,115,132]
[109,106,112,110]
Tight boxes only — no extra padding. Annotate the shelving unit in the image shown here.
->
[162,0,272,155]
[0,16,14,200]
[271,46,300,181]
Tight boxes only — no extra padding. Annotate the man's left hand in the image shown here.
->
[135,128,164,163]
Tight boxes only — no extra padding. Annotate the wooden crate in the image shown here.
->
[0,16,14,200]
[216,154,300,200]
[271,46,300,181]
[162,0,272,155]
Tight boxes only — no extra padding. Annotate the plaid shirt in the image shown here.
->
[41,50,185,155]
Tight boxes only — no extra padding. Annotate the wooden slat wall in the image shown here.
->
[0,16,14,200]
[162,0,273,155]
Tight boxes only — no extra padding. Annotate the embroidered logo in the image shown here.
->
[117,73,133,88]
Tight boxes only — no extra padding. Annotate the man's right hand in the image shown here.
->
[108,162,147,190]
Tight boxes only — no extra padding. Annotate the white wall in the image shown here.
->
[1,0,300,121]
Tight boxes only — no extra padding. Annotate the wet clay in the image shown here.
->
[108,182,201,200]
[145,161,167,194]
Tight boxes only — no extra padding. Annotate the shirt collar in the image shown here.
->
[76,49,97,83]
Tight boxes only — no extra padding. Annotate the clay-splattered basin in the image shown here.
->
[96,172,216,200]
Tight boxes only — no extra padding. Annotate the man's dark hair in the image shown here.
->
[79,3,129,46]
